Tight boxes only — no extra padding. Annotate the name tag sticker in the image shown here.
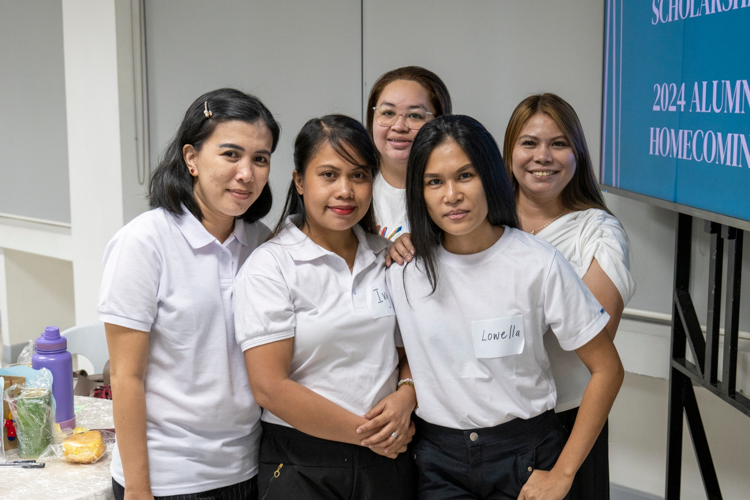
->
[368,282,395,318]
[471,315,525,359]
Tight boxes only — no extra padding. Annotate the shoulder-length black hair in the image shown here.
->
[149,88,280,223]
[406,114,519,294]
[272,114,379,237]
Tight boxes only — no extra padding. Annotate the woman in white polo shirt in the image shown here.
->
[234,114,418,499]
[387,115,624,499]
[99,88,279,500]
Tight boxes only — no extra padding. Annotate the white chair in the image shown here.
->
[62,322,109,375]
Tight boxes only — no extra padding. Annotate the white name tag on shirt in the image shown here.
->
[471,315,525,359]
[369,282,395,318]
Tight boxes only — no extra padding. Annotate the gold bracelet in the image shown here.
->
[397,378,418,409]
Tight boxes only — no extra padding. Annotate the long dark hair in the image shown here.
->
[272,114,379,237]
[149,88,280,223]
[503,93,610,214]
[407,115,519,294]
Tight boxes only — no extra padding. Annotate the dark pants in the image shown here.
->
[258,421,417,500]
[113,476,257,500]
[413,411,568,500]
[557,407,610,500]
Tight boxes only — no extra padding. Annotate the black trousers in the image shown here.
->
[557,407,610,500]
[258,421,418,500]
[413,411,568,500]
[112,476,258,500]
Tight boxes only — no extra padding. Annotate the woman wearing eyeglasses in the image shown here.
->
[366,66,452,242]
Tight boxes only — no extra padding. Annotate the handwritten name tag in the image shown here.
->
[471,315,525,359]
[368,282,395,318]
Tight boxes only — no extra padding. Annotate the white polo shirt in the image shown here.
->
[386,227,610,430]
[98,207,268,496]
[234,221,401,428]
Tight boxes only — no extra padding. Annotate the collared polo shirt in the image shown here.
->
[98,207,269,496]
[234,221,401,428]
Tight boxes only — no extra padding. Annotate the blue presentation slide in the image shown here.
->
[601,0,750,223]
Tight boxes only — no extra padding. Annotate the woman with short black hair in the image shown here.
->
[100,88,279,500]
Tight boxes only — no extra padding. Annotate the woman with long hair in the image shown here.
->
[100,88,280,500]
[503,93,636,498]
[235,114,417,499]
[387,115,623,499]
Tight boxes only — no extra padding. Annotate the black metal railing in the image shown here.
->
[666,213,749,499]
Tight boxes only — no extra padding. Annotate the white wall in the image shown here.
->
[611,373,750,499]
[144,0,363,226]
[0,0,70,223]
[363,0,605,154]
[1,1,749,496]
[3,249,75,345]
[0,0,148,358]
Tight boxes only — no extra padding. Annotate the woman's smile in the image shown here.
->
[228,188,252,200]
[328,205,357,216]
[387,137,412,150]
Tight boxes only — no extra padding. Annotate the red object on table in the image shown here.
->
[4,412,16,440]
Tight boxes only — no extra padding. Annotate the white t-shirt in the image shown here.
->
[536,208,635,411]
[98,208,269,496]
[373,173,408,241]
[386,227,610,430]
[234,221,401,428]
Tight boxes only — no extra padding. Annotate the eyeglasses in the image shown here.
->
[372,107,435,130]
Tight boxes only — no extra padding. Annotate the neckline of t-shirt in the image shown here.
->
[374,173,406,198]
[437,226,516,268]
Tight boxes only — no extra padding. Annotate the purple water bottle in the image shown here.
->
[32,326,76,430]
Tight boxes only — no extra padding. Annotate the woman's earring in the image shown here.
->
[190,169,194,174]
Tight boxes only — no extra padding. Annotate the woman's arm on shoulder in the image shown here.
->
[519,330,624,499]
[582,258,624,340]
[244,340,391,453]
[106,323,154,500]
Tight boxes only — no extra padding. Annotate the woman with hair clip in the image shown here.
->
[386,115,624,499]
[366,66,451,244]
[234,114,418,499]
[99,88,280,500]
[503,93,636,499]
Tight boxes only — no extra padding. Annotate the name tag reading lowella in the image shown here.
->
[471,315,525,359]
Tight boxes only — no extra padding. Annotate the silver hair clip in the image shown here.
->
[203,101,213,118]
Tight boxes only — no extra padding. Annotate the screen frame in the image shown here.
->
[597,1,750,232]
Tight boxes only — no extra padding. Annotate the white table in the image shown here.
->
[1,396,114,500]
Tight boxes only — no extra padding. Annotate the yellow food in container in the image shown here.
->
[63,430,105,463]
